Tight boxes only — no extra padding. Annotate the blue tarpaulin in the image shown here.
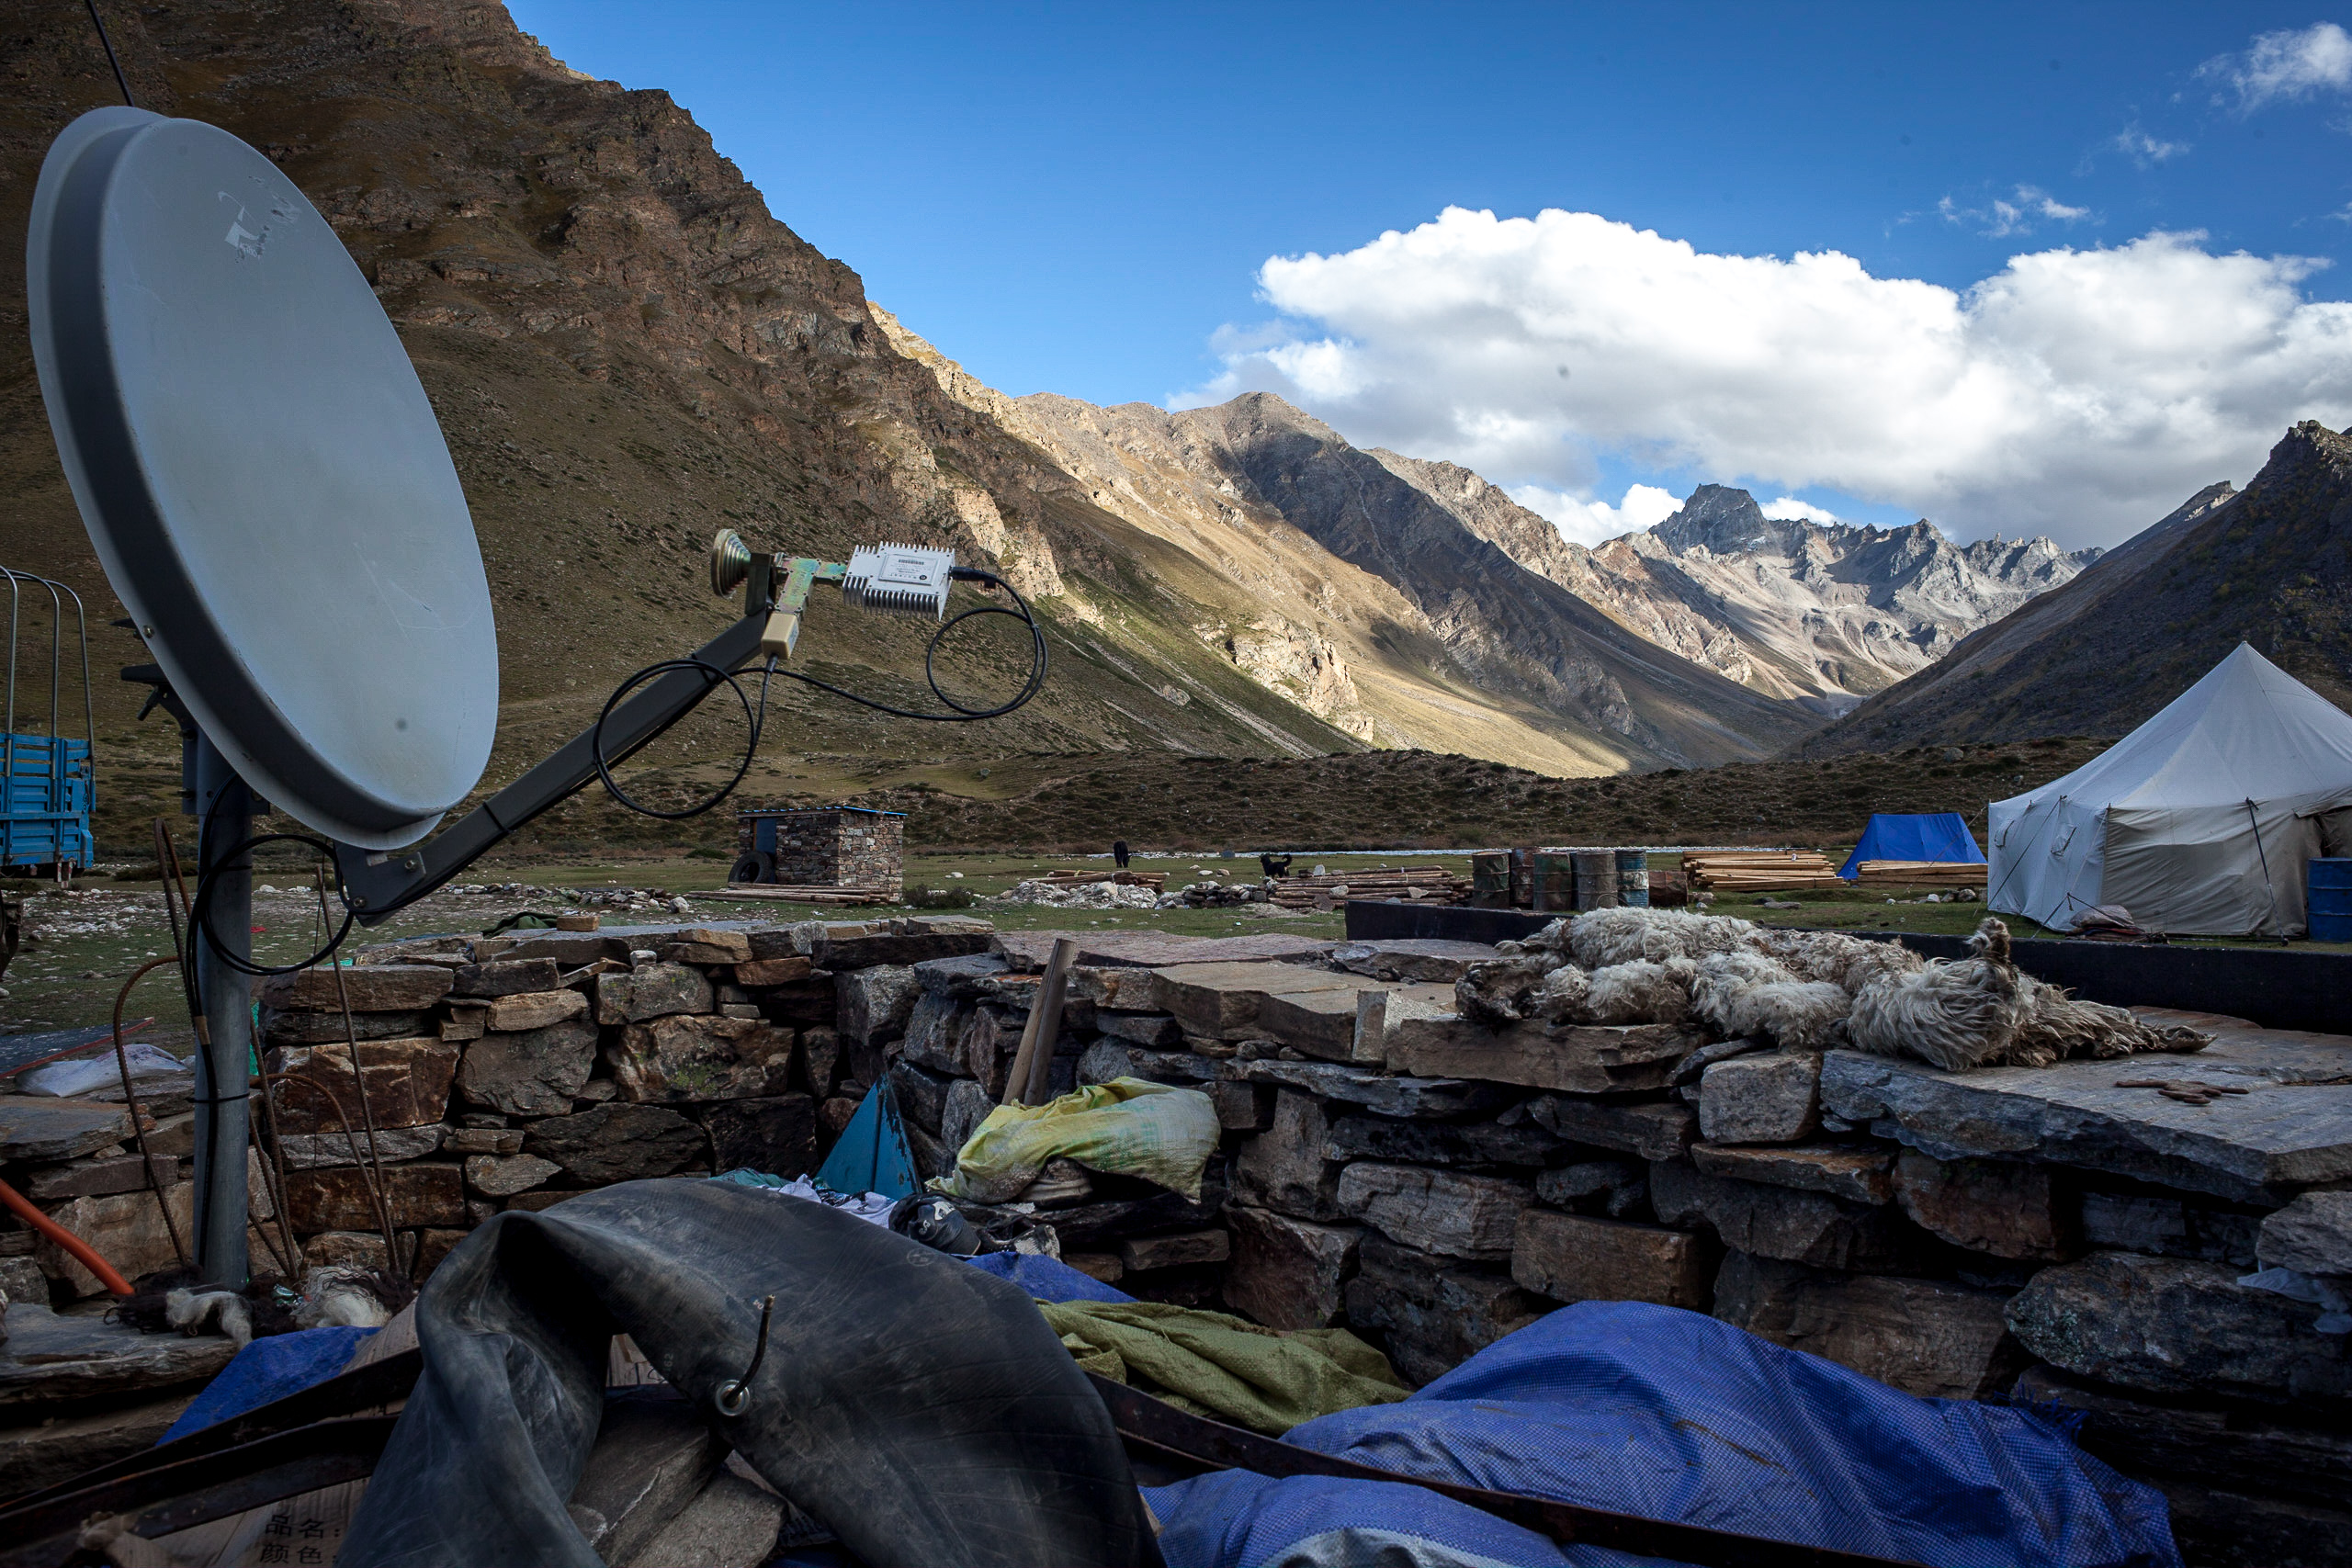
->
[1838,813,1986,879]
[1153,1303,2176,1568]
[157,1326,377,1443]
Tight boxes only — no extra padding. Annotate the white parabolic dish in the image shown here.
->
[26,107,497,850]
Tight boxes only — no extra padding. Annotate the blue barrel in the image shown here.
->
[1616,849,1651,908]
[2311,858,2352,942]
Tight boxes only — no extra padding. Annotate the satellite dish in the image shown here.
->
[26,108,497,850]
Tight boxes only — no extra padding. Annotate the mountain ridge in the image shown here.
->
[1800,423,2350,754]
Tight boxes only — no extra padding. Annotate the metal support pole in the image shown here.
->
[189,733,254,1286]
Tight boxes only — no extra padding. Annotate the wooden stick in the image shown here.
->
[1003,937,1080,1108]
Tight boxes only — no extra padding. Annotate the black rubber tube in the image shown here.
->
[341,1179,1159,1568]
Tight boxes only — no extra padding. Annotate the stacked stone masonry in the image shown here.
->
[738,807,905,893]
[4,921,2347,1565]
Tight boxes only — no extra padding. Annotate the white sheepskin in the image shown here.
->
[294,1265,398,1331]
[166,1288,254,1348]
[1569,907,1753,968]
[1577,958,1697,1026]
[1847,918,2211,1071]
[1532,964,1590,1022]
[1846,919,2039,1070]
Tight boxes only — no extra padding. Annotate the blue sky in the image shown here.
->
[508,3,2351,547]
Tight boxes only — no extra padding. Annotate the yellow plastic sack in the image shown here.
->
[933,1077,1220,1203]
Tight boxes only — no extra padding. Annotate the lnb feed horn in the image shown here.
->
[842,543,955,619]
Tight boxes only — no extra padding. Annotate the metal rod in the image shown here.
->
[188,734,253,1286]
[83,0,136,109]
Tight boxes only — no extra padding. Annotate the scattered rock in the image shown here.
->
[1096,1010,1185,1047]
[443,1126,525,1156]
[1323,1114,1566,1168]
[897,990,964,1075]
[2078,1190,2260,1267]
[939,1078,995,1163]
[1329,938,1499,983]
[733,956,814,987]
[2013,1364,2352,1512]
[1234,1059,1510,1119]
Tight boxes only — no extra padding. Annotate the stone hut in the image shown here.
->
[735,807,905,893]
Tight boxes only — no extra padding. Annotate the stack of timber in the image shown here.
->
[1269,867,1468,911]
[1039,870,1169,891]
[1851,861,1985,889]
[703,885,899,906]
[1681,851,1844,894]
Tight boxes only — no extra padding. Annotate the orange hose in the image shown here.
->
[0,1175,134,1296]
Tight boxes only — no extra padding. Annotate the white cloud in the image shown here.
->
[2199,21,2352,110]
[1508,482,1679,547]
[1761,497,1841,525]
[1178,207,2352,548]
[2108,120,2189,165]
[1939,186,2094,239]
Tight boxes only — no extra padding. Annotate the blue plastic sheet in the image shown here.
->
[1272,1303,2177,1568]
[1146,1469,1668,1568]
[1838,813,1986,879]
[158,1326,377,1443]
[963,1249,1135,1304]
[812,1078,919,1200]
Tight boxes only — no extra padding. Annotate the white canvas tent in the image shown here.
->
[1986,644,2352,936]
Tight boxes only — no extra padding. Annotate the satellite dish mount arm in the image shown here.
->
[334,548,848,923]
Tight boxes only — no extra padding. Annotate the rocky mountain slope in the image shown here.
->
[1802,423,2352,753]
[1377,465,2100,710]
[4,0,1830,852]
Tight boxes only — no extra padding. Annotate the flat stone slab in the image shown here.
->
[1151,961,1372,1041]
[1690,1143,1894,1204]
[991,930,1336,971]
[1234,1059,1512,1119]
[0,1097,130,1162]
[1329,939,1500,983]
[0,1303,239,1411]
[1822,1009,2352,1202]
[1387,1015,1700,1095]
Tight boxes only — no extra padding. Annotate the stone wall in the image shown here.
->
[741,809,905,892]
[6,921,2346,1562]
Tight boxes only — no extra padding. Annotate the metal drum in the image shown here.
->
[1573,850,1619,911]
[1616,849,1651,908]
[1470,852,1512,908]
[2310,858,2352,942]
[1531,852,1577,912]
[1510,847,1535,908]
